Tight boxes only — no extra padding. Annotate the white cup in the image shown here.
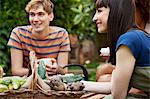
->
[37,58,52,67]
[100,47,110,56]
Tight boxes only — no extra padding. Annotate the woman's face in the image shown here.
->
[93,7,110,33]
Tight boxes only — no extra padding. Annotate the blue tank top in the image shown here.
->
[116,29,150,67]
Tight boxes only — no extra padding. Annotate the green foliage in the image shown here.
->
[62,74,83,83]
[53,0,96,40]
[0,64,5,68]
[88,71,96,81]
[0,0,29,72]
[84,62,100,69]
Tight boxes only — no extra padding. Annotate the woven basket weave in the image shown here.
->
[0,89,85,99]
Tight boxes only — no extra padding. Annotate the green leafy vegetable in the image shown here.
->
[38,60,46,79]
[63,75,83,83]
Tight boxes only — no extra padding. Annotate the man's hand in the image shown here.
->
[45,58,59,76]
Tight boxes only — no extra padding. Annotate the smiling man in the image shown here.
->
[7,0,71,76]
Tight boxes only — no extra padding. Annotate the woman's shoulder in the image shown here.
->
[120,29,147,40]
[125,29,144,35]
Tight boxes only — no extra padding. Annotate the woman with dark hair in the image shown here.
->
[82,0,150,98]
[96,0,150,83]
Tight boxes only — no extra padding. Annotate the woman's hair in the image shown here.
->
[96,0,135,64]
[25,0,54,14]
[135,0,149,23]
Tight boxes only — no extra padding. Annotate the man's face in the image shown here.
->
[93,7,110,33]
[29,4,53,33]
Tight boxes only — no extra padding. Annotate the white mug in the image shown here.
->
[37,58,52,67]
[100,47,110,56]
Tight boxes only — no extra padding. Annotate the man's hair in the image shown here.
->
[95,0,135,64]
[25,0,54,14]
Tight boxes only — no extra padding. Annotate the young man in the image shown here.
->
[7,0,71,76]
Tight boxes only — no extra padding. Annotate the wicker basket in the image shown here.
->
[0,89,85,99]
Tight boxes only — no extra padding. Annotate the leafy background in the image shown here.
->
[0,0,30,74]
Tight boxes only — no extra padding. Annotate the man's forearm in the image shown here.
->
[12,67,29,76]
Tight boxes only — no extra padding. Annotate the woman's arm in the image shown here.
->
[111,45,135,99]
[11,48,29,76]
[81,81,111,93]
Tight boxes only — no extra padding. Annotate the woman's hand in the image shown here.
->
[96,63,115,82]
[100,47,110,62]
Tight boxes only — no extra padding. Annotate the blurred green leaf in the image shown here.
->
[84,7,91,13]
[73,14,83,25]
[71,7,80,13]
[0,64,5,68]
[78,4,83,12]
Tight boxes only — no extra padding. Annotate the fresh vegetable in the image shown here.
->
[29,51,51,94]
[11,76,26,89]
[45,74,85,91]
[8,83,13,90]
[20,75,33,90]
[38,60,46,79]
[0,76,26,90]
[12,79,21,89]
[62,74,83,83]
[0,84,8,92]
[0,77,12,86]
